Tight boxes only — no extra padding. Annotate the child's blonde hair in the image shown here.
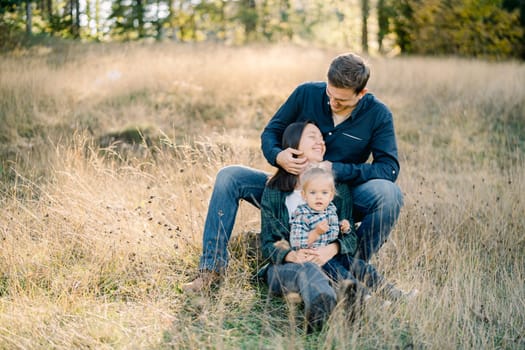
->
[299,166,336,192]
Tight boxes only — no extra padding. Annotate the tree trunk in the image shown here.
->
[136,0,145,38]
[377,0,387,53]
[155,0,162,40]
[75,0,80,37]
[95,0,101,38]
[70,0,74,36]
[46,0,52,18]
[361,0,369,54]
[26,0,32,35]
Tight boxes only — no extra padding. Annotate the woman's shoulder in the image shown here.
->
[335,182,352,194]
[262,186,290,201]
[333,182,353,208]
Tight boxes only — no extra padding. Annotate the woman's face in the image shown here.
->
[298,124,325,163]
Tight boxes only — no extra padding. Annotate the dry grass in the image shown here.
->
[0,43,524,349]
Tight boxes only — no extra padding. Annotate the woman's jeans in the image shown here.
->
[322,254,386,290]
[198,165,404,272]
[265,262,337,327]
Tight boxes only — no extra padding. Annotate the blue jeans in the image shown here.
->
[198,165,404,272]
[265,262,337,328]
[322,255,386,290]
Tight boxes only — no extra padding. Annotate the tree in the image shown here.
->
[502,0,525,58]
[377,0,395,53]
[361,0,369,53]
[25,0,31,34]
[238,0,257,41]
[390,0,524,59]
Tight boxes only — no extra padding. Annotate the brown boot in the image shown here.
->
[182,271,221,293]
[284,292,303,305]
[379,283,419,302]
[337,279,370,321]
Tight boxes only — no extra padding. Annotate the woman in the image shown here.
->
[260,121,409,331]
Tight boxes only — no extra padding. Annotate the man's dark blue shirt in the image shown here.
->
[261,81,400,186]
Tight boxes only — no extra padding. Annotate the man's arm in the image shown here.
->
[332,114,400,185]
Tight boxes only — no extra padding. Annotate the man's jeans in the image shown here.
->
[198,165,404,272]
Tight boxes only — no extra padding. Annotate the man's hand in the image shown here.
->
[276,148,308,175]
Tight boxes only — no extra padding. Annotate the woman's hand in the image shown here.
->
[284,243,338,266]
[276,148,308,175]
[309,243,339,266]
[284,249,314,263]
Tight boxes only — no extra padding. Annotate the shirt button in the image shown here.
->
[392,170,396,174]
[328,132,332,136]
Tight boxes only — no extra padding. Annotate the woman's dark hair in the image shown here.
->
[266,120,317,192]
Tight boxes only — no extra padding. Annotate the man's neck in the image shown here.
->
[332,109,352,126]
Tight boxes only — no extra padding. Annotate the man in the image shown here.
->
[183,52,403,292]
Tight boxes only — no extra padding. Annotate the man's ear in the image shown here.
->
[358,88,369,97]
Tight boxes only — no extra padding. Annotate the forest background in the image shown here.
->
[1,0,525,59]
[1,0,525,349]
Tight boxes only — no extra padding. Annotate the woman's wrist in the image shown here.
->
[284,250,296,263]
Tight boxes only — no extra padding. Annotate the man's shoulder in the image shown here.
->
[362,93,392,117]
[296,81,326,93]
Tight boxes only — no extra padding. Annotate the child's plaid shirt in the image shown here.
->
[289,202,340,249]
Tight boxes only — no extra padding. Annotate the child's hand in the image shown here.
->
[307,220,329,246]
[315,220,329,234]
[339,219,350,233]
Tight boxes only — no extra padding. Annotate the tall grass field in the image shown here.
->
[0,43,524,349]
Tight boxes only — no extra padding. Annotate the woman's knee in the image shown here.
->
[300,262,325,276]
[299,263,337,297]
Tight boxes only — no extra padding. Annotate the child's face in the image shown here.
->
[302,177,335,212]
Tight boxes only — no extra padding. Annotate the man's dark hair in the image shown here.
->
[327,53,370,94]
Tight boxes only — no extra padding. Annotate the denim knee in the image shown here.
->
[369,179,404,211]
[383,181,404,210]
[214,165,240,189]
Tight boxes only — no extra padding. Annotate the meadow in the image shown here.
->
[0,42,524,349]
